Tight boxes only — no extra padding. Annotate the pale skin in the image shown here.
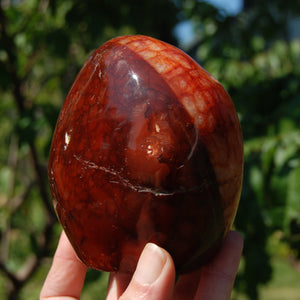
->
[40,230,243,300]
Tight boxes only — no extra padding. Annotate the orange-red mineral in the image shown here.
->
[48,35,243,273]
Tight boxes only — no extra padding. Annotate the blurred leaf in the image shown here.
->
[15,109,37,145]
[286,167,300,223]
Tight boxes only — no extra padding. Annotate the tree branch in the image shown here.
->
[0,3,55,221]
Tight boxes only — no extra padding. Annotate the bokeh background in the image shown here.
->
[0,0,300,299]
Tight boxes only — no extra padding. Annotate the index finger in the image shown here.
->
[40,231,87,300]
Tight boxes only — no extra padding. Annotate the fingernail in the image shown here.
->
[133,243,167,285]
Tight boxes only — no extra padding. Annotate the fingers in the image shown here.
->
[108,243,176,300]
[108,231,243,300]
[40,231,87,300]
[194,230,244,300]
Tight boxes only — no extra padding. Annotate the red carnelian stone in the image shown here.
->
[49,35,243,273]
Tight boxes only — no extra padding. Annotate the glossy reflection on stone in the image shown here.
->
[48,35,243,273]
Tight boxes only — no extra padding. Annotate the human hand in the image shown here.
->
[40,230,243,300]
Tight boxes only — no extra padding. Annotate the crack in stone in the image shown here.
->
[73,154,204,196]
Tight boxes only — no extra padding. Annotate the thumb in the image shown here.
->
[119,243,176,300]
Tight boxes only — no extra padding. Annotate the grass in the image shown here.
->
[259,256,300,300]
[233,253,300,299]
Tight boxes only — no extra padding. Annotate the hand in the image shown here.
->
[40,230,243,300]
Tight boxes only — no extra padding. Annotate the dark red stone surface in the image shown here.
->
[48,35,243,273]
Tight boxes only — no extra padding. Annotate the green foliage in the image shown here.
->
[1,0,300,299]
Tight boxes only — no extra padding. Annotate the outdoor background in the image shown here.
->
[0,0,300,299]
